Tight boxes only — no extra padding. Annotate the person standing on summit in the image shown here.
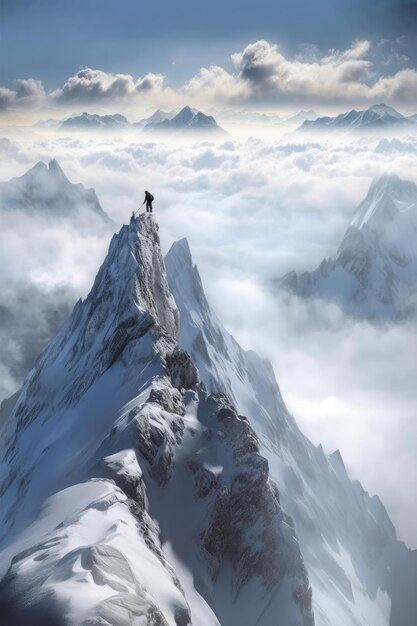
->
[144,190,154,213]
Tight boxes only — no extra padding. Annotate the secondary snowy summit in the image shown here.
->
[280,174,417,321]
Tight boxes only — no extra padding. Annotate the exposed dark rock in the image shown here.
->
[166,350,200,391]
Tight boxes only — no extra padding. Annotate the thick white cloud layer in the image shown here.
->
[0,131,416,551]
[1,38,417,113]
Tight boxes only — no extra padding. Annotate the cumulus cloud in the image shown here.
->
[182,65,250,105]
[1,131,417,549]
[183,38,417,107]
[0,78,45,110]
[51,67,165,102]
[230,39,374,101]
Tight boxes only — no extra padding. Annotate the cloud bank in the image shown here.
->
[1,38,417,114]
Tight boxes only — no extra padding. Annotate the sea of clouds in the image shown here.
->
[0,129,416,548]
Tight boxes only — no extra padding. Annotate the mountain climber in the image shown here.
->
[134,190,154,217]
[144,190,154,213]
[130,211,136,223]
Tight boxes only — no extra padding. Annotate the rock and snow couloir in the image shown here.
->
[0,215,313,626]
[280,174,417,321]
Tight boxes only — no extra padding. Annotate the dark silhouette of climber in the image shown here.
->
[130,211,136,224]
[144,190,154,213]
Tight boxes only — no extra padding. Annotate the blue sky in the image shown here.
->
[2,0,416,86]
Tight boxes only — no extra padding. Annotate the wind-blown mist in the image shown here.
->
[0,130,416,548]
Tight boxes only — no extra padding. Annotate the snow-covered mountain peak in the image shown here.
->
[1,208,417,624]
[0,214,182,554]
[21,159,69,184]
[143,106,227,136]
[350,173,417,233]
[175,105,194,122]
[47,157,69,181]
[0,159,111,227]
[93,214,179,340]
[280,174,417,320]
[368,103,404,119]
[167,232,417,624]
[0,214,315,626]
[166,237,210,314]
[298,103,416,134]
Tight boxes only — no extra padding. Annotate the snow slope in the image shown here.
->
[280,174,417,321]
[0,215,313,626]
[165,237,417,626]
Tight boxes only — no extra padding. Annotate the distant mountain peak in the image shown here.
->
[351,173,417,231]
[298,102,415,134]
[143,105,227,136]
[280,174,417,320]
[0,160,111,227]
[368,103,404,118]
[60,112,130,130]
[48,157,68,181]
[168,236,192,257]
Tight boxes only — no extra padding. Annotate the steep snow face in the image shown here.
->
[0,215,313,626]
[280,175,417,320]
[165,239,417,626]
[0,159,111,229]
